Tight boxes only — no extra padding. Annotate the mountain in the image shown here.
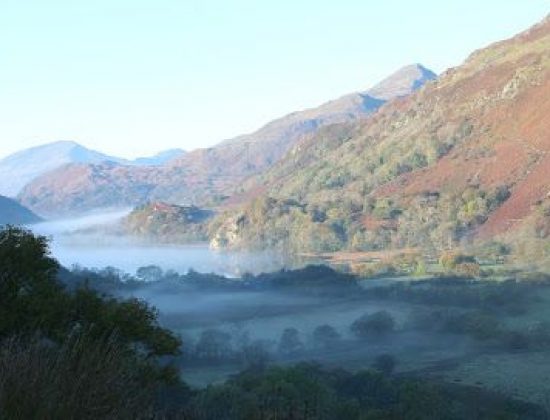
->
[18,65,436,217]
[210,16,550,263]
[367,64,436,100]
[0,195,42,225]
[0,141,185,198]
[0,141,123,197]
[131,149,185,166]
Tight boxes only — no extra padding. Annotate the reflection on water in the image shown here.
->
[30,209,294,277]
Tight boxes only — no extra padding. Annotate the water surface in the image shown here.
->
[30,210,290,277]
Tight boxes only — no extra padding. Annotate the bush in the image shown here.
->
[184,363,544,419]
[312,324,341,349]
[0,333,156,419]
[442,311,501,340]
[0,226,182,417]
[241,340,271,370]
[278,328,304,356]
[195,329,233,361]
[439,252,477,271]
[351,311,395,338]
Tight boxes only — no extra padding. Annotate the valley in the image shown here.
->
[1,7,550,418]
[76,260,550,413]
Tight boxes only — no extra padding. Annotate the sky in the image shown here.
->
[0,1,548,159]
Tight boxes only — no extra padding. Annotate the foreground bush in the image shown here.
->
[0,334,157,420]
[183,363,544,420]
[351,311,396,338]
[0,226,182,418]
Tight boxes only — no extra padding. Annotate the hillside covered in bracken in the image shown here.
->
[211,16,550,265]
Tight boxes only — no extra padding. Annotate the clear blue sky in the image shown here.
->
[0,1,548,159]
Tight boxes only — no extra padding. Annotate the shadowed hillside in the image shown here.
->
[0,196,42,225]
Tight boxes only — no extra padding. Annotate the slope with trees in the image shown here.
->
[211,16,550,265]
[18,65,436,217]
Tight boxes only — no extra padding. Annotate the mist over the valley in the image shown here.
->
[24,208,550,410]
[30,209,296,277]
[66,261,550,412]
[3,2,550,417]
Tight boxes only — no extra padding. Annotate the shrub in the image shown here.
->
[0,227,183,417]
[0,333,156,419]
[278,328,304,356]
[241,340,271,370]
[442,311,501,340]
[195,329,233,361]
[439,252,477,271]
[351,311,395,338]
[312,324,341,348]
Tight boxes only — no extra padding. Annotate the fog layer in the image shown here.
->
[31,209,293,276]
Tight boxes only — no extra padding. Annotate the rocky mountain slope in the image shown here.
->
[211,16,550,261]
[18,65,435,217]
[0,141,184,198]
[159,64,436,203]
[0,196,42,225]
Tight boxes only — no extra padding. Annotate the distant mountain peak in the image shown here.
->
[367,63,437,100]
[16,65,438,216]
[0,141,185,198]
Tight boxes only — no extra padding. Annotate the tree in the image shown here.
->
[241,340,271,370]
[72,288,180,359]
[136,265,163,282]
[0,226,184,416]
[0,226,68,339]
[278,328,304,356]
[439,252,476,271]
[351,311,395,338]
[312,324,341,349]
[195,329,233,361]
[0,333,157,419]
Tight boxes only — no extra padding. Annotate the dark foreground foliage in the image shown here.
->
[182,363,544,420]
[0,226,182,419]
[0,226,547,418]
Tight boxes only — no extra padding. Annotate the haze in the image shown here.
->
[1,0,548,159]
[30,210,296,276]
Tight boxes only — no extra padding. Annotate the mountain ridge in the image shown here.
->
[209,15,550,263]
[18,64,436,216]
[0,142,184,198]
